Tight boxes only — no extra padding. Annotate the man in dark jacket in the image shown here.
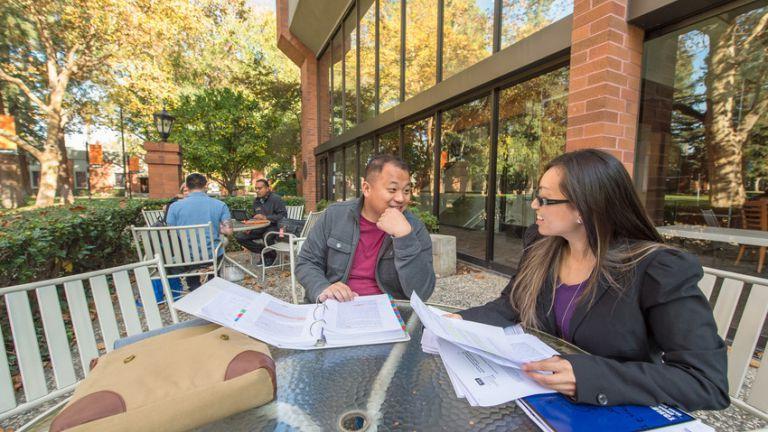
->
[296,155,435,303]
[235,179,287,265]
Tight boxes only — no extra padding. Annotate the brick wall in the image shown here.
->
[566,0,645,175]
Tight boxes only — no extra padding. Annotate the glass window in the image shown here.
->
[360,138,375,184]
[405,0,437,99]
[319,48,333,142]
[404,116,436,213]
[75,171,88,189]
[359,0,376,122]
[317,155,328,202]
[333,150,344,201]
[637,2,768,229]
[344,8,358,129]
[378,129,400,155]
[332,32,344,136]
[494,67,568,268]
[345,144,358,199]
[380,0,401,112]
[443,0,494,80]
[439,96,491,260]
[501,0,572,49]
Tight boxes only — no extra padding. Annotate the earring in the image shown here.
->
[577,218,582,224]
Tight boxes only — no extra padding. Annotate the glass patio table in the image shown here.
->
[24,301,581,432]
[196,301,581,432]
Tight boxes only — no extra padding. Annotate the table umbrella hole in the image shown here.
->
[338,411,369,431]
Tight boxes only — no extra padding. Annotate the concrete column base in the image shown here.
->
[144,142,182,199]
[431,234,457,278]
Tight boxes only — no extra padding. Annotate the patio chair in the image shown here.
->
[698,267,768,420]
[701,209,720,227]
[0,256,179,425]
[262,210,325,303]
[286,205,305,220]
[141,209,165,226]
[734,200,768,273]
[131,223,222,290]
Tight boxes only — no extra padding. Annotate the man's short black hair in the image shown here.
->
[255,179,270,188]
[185,173,207,190]
[364,154,410,182]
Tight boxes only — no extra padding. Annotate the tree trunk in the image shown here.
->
[705,17,746,208]
[35,149,60,207]
[56,130,74,204]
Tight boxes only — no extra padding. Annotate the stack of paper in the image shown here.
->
[411,293,557,407]
[174,278,409,350]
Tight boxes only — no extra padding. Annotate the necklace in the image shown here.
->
[559,279,586,337]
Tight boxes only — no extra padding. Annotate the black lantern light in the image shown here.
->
[153,107,175,141]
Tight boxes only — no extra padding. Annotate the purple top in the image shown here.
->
[553,280,587,341]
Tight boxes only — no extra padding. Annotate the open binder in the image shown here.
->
[173,278,410,350]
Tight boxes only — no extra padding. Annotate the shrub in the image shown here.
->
[0,198,166,286]
[409,206,439,233]
[220,195,305,216]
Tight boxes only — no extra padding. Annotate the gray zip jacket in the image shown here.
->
[296,198,436,302]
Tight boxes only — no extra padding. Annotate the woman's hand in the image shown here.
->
[522,356,576,397]
[443,313,463,319]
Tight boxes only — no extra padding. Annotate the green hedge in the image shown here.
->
[0,198,167,286]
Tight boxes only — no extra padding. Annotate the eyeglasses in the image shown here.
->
[534,195,570,206]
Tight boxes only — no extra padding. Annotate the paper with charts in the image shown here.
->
[173,277,409,349]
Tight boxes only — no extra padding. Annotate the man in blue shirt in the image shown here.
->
[166,173,232,290]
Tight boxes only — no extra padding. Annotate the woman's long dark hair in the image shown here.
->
[511,149,666,329]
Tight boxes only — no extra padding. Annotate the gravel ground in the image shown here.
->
[4,255,766,431]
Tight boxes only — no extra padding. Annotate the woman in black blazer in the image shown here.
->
[453,149,729,411]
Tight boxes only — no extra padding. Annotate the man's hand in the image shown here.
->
[522,356,577,397]
[318,282,358,302]
[377,207,412,238]
[252,214,267,221]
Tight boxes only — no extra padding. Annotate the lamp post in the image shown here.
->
[153,107,175,142]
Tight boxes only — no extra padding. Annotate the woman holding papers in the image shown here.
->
[453,149,728,411]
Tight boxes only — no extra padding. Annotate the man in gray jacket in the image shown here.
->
[296,155,435,303]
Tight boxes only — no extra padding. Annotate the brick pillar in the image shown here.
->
[143,142,183,199]
[276,0,320,210]
[566,0,644,175]
[0,115,25,208]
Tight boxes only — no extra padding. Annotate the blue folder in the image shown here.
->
[520,393,696,432]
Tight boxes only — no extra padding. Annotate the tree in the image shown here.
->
[0,0,214,206]
[173,88,276,195]
[672,7,768,208]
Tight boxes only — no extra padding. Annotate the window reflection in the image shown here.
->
[378,129,400,156]
[360,0,377,122]
[360,139,375,186]
[405,0,438,99]
[344,8,358,129]
[439,96,491,260]
[494,67,568,267]
[333,150,344,201]
[380,0,402,112]
[404,117,436,213]
[501,0,572,49]
[638,2,768,229]
[443,0,494,79]
[332,32,344,136]
[345,144,358,199]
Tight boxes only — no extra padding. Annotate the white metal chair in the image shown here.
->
[262,210,325,303]
[141,209,165,226]
[286,205,305,220]
[0,256,178,424]
[131,223,222,289]
[699,267,768,420]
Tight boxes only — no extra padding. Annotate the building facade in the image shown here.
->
[276,0,768,271]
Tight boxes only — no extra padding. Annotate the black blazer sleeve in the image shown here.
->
[457,225,541,326]
[561,250,729,410]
